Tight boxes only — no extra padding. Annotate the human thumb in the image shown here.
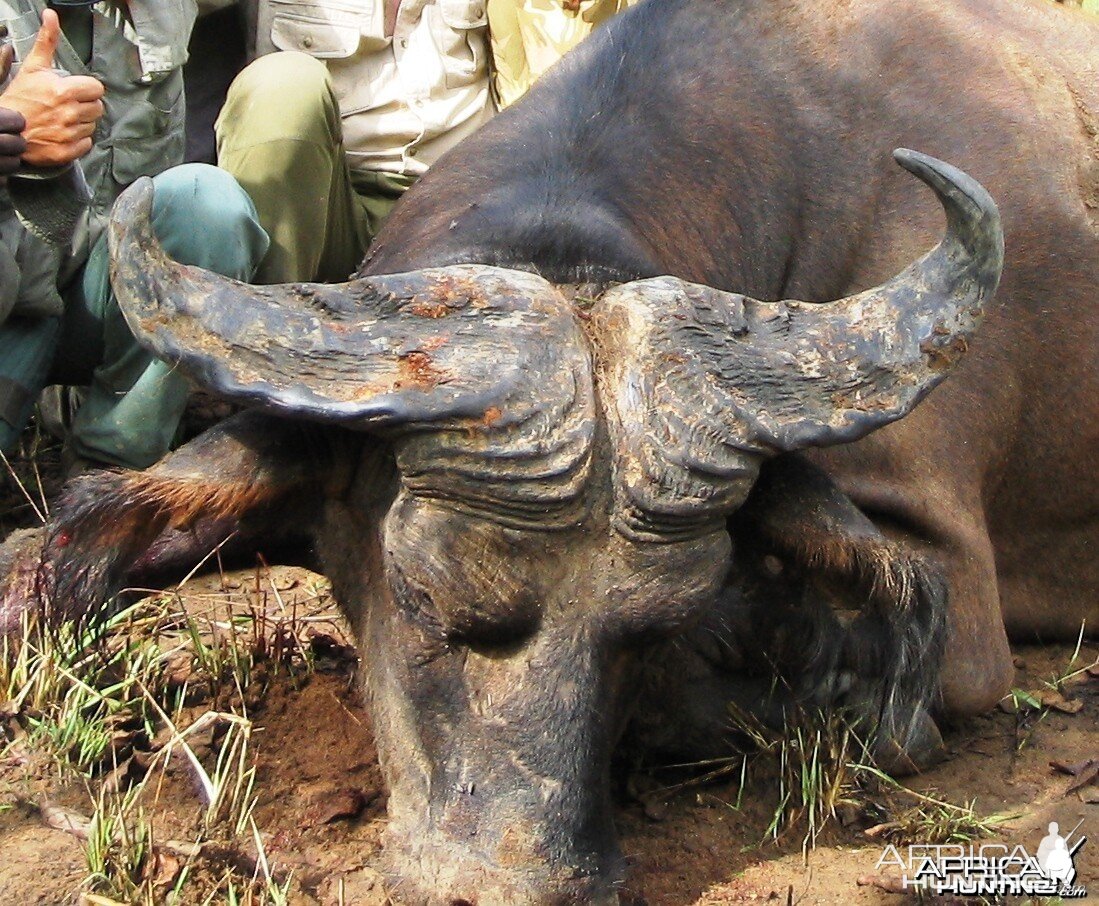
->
[22,9,60,72]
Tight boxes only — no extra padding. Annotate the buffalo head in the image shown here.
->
[99,150,1001,904]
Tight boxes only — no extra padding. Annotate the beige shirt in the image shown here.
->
[255,0,495,177]
[486,0,636,108]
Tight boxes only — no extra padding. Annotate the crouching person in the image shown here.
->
[0,2,268,473]
[215,0,496,285]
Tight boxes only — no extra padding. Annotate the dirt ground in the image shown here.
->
[0,561,1096,906]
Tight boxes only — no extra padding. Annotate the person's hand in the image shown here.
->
[0,10,105,168]
[0,40,27,178]
[0,105,27,177]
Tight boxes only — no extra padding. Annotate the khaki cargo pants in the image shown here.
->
[216,52,416,285]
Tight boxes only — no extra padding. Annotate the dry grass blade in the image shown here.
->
[81,894,130,906]
[721,699,872,852]
[852,763,1017,844]
[0,446,46,524]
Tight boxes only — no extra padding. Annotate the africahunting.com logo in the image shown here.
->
[876,820,1087,897]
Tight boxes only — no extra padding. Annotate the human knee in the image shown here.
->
[231,50,330,98]
[151,163,253,224]
[149,164,269,277]
[221,52,336,139]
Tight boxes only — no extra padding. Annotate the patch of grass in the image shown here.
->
[1,562,323,904]
[658,698,1014,854]
[714,701,873,851]
[1004,624,1094,753]
[1043,621,1096,694]
[854,764,1016,845]
[1,600,174,777]
[83,785,154,903]
[636,701,874,851]
[889,798,1009,845]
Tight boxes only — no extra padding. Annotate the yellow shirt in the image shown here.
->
[487,0,637,108]
[254,0,495,176]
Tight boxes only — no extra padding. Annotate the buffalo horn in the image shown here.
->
[107,180,593,437]
[596,148,1003,461]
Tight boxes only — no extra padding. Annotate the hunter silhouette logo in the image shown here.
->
[1038,821,1084,887]
[876,819,1088,898]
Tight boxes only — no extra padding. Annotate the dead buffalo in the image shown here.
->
[5,0,1099,902]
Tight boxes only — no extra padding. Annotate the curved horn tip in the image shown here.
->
[109,176,159,256]
[892,147,1004,280]
[892,148,1001,230]
[113,175,156,219]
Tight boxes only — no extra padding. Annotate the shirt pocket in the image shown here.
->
[109,88,185,186]
[434,0,489,90]
[268,1,364,58]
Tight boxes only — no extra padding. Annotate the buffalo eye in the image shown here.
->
[762,554,784,577]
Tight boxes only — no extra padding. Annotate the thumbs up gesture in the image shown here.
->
[0,10,105,168]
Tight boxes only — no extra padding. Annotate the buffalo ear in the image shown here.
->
[623,454,949,771]
[727,454,948,770]
[594,150,1001,519]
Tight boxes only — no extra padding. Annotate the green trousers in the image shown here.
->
[0,164,269,469]
[216,51,416,285]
